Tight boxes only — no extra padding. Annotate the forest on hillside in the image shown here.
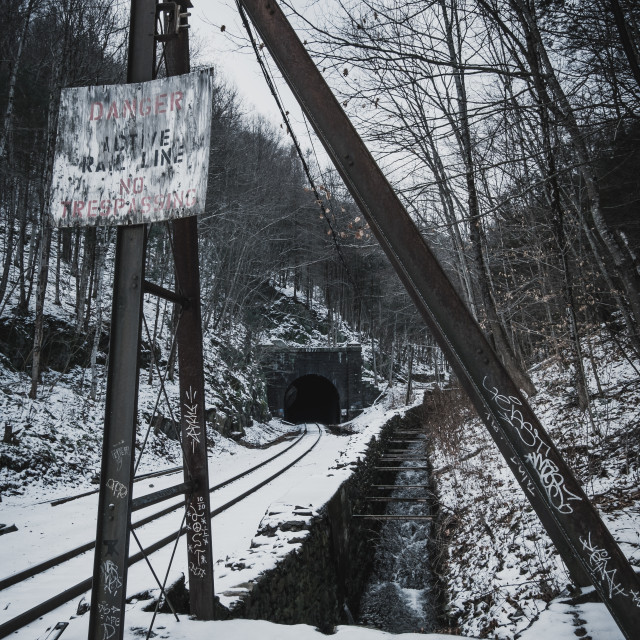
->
[0,0,639,411]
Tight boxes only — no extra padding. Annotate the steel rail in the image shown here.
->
[0,424,322,638]
[48,424,303,508]
[0,426,306,592]
[47,465,185,507]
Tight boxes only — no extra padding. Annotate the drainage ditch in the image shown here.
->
[357,438,438,633]
[221,407,446,634]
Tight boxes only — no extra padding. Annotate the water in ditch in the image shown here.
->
[357,442,438,633]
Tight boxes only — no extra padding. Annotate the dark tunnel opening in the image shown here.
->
[283,374,341,424]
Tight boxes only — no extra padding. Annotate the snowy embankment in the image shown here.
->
[430,329,639,639]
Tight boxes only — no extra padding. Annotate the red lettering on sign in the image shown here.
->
[60,201,72,218]
[88,91,185,121]
[155,94,167,114]
[186,189,196,207]
[90,103,103,121]
[171,91,183,111]
[133,177,144,193]
[87,200,98,217]
[73,201,86,217]
[106,102,118,119]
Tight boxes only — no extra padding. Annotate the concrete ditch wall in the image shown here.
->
[229,411,436,632]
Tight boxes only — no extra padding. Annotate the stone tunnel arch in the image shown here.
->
[283,374,340,424]
[260,345,377,423]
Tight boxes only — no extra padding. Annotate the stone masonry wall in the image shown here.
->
[229,415,404,632]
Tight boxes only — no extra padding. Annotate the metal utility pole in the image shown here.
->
[237,1,640,638]
[164,0,216,618]
[88,2,155,639]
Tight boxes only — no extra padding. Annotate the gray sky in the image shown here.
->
[190,1,312,141]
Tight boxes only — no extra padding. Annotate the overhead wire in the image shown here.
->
[234,0,361,297]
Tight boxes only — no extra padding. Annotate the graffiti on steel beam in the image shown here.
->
[97,600,121,640]
[186,495,209,578]
[106,478,128,499]
[482,376,582,513]
[184,386,201,453]
[100,559,123,597]
[110,440,131,472]
[580,532,636,604]
[510,456,536,498]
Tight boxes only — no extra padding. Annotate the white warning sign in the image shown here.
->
[50,69,213,227]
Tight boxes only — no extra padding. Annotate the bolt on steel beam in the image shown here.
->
[237,0,640,636]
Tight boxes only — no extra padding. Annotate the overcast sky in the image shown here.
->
[190,2,305,128]
[189,0,332,173]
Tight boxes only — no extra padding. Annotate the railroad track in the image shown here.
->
[0,424,322,638]
[44,465,185,507]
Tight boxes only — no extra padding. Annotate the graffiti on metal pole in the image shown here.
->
[97,600,121,640]
[106,478,128,499]
[50,69,214,227]
[580,532,636,603]
[482,376,582,513]
[184,386,201,453]
[510,456,536,498]
[110,441,131,472]
[186,495,210,577]
[100,559,123,597]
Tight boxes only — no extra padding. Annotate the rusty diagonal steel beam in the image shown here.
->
[237,0,640,637]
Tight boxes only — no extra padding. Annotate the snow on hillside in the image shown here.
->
[429,328,639,639]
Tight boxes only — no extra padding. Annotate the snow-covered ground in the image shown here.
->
[2,375,633,640]
[429,329,639,640]
[1,402,435,640]
[0,241,636,639]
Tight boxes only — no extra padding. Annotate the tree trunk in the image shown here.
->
[90,230,107,400]
[76,228,95,330]
[511,0,640,339]
[405,344,414,404]
[0,0,36,162]
[0,180,17,305]
[29,51,65,398]
[439,0,537,396]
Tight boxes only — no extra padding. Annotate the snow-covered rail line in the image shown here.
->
[0,425,322,639]
[47,465,185,507]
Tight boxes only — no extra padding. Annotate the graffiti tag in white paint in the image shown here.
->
[184,387,201,453]
[482,376,581,513]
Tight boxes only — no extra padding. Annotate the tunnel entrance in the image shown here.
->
[283,374,341,424]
